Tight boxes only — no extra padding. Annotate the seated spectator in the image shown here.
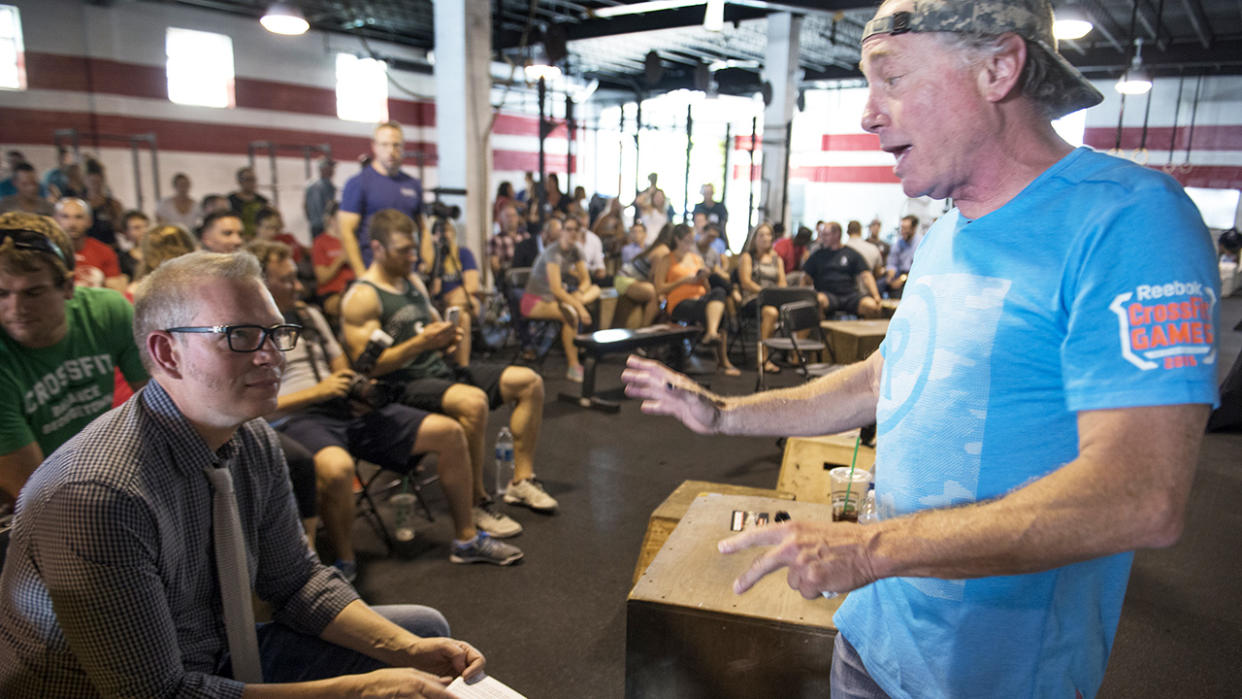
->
[493,181,516,226]
[197,209,245,254]
[773,225,813,274]
[312,201,354,320]
[885,214,922,298]
[696,222,731,292]
[0,212,147,502]
[54,198,126,292]
[116,209,149,279]
[255,206,314,296]
[488,201,528,282]
[83,158,124,247]
[625,222,675,287]
[341,209,557,540]
[567,215,609,288]
[0,150,34,198]
[43,147,84,200]
[522,218,600,382]
[303,158,335,239]
[612,223,660,329]
[513,216,559,271]
[253,241,522,571]
[802,221,882,319]
[653,223,739,376]
[738,222,787,374]
[156,172,200,232]
[0,163,53,216]
[620,222,646,265]
[0,249,484,695]
[635,186,670,238]
[200,193,231,218]
[229,166,269,239]
[591,197,625,259]
[424,218,481,366]
[844,219,883,280]
[128,223,196,298]
[867,218,891,262]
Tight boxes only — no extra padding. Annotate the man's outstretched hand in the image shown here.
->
[621,355,723,434]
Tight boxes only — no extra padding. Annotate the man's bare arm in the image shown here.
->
[339,281,453,377]
[337,211,365,277]
[0,442,43,500]
[622,349,884,438]
[724,403,1209,597]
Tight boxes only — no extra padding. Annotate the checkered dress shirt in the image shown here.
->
[488,229,528,272]
[0,380,358,697]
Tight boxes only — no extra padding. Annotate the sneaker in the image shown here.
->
[450,532,524,566]
[503,478,559,512]
[334,559,358,584]
[473,500,523,538]
[566,365,585,382]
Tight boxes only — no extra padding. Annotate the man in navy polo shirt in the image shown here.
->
[338,121,425,276]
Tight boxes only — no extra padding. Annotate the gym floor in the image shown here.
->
[347,297,1242,698]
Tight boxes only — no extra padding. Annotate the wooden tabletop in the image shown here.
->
[630,493,843,630]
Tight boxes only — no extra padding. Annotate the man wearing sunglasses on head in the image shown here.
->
[0,212,148,503]
[0,250,486,696]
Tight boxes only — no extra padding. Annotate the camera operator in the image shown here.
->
[251,241,523,578]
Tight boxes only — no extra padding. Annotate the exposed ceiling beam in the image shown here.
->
[1133,0,1171,51]
[1078,0,1127,52]
[1178,0,1213,49]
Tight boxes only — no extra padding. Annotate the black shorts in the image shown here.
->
[276,403,429,473]
[395,362,510,414]
[820,290,868,316]
[670,286,727,324]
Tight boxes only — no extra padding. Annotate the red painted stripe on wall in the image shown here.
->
[23,51,437,127]
[1155,165,1242,190]
[492,113,569,139]
[1084,125,1242,152]
[820,133,881,151]
[0,106,566,174]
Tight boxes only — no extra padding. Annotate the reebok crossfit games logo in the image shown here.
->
[1109,281,1216,371]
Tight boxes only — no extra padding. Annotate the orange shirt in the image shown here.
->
[665,252,707,312]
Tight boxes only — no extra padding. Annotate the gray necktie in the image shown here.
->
[205,465,263,683]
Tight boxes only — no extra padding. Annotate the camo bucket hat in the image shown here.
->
[862,0,1104,117]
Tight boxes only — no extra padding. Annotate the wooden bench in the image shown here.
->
[558,323,702,413]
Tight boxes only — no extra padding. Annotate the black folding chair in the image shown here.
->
[354,458,440,553]
[504,267,562,366]
[754,287,819,390]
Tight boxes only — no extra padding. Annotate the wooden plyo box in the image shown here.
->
[632,480,793,585]
[778,433,876,505]
[627,494,844,699]
[821,319,890,364]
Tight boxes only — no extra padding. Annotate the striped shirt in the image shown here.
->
[0,379,358,697]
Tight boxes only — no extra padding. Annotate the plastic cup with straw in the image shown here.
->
[822,434,863,600]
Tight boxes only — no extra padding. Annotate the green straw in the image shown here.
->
[842,434,862,517]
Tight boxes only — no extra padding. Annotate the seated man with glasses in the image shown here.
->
[0,212,148,503]
[250,240,523,573]
[0,250,488,695]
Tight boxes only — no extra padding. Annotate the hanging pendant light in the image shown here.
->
[1053,2,1093,41]
[525,42,562,82]
[261,3,309,36]
[1116,38,1152,95]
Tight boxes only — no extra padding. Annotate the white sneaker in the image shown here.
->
[473,500,523,538]
[566,365,585,382]
[503,478,559,512]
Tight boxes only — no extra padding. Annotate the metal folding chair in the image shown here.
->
[754,287,820,390]
[354,458,439,553]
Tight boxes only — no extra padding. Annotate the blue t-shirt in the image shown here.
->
[437,246,478,298]
[339,167,423,265]
[835,147,1219,699]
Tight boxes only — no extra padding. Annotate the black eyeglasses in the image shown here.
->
[0,228,70,267]
[164,324,302,352]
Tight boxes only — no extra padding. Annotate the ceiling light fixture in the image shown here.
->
[703,0,725,32]
[591,0,703,19]
[525,43,562,82]
[1053,3,1093,40]
[260,3,309,36]
[1115,38,1152,95]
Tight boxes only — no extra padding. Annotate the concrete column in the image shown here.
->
[433,0,492,282]
[760,12,801,228]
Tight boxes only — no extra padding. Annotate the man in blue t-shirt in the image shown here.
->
[338,121,425,276]
[622,1,1219,697]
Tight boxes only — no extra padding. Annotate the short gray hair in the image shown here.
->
[937,32,1073,120]
[132,250,262,370]
[54,197,91,218]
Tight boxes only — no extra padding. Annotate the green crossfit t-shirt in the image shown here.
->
[0,286,148,458]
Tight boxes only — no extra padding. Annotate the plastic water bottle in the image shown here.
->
[858,484,878,525]
[391,477,417,542]
[494,426,515,496]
